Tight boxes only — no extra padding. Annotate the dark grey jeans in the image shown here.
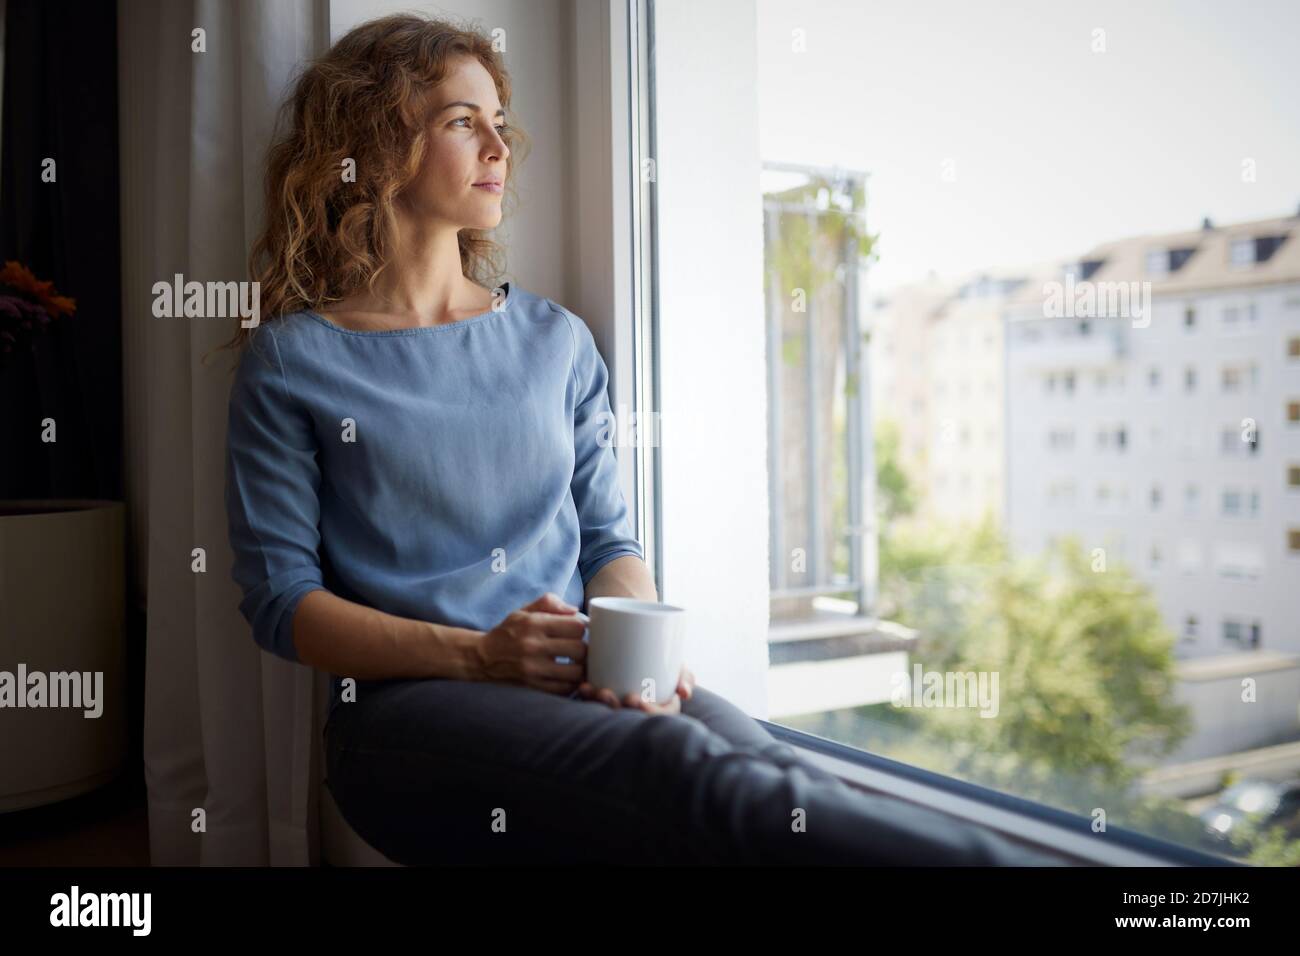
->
[323,677,1065,866]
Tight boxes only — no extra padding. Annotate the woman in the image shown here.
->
[223,13,1058,866]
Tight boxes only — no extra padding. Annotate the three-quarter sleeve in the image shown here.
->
[224,326,325,663]
[565,310,645,584]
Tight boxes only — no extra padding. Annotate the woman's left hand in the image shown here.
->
[577,664,695,715]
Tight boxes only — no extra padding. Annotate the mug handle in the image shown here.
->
[559,610,589,699]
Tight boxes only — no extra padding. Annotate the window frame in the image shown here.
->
[609,0,1237,867]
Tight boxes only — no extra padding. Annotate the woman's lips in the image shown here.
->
[473,182,503,194]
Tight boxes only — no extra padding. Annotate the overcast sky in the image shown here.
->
[756,0,1300,293]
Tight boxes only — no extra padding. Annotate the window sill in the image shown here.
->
[756,720,1244,867]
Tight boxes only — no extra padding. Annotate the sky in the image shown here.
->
[756,0,1300,294]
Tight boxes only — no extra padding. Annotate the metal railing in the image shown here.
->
[762,160,874,617]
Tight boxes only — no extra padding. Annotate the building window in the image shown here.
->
[1184,485,1198,514]
[1148,366,1161,389]
[1288,400,1300,425]
[1185,366,1197,391]
[1223,618,1262,649]
[1150,486,1162,510]
[1150,544,1163,570]
[1145,249,1169,275]
[1288,464,1300,488]
[1184,306,1196,329]
[1224,305,1240,324]
[1221,364,1255,392]
[1229,238,1256,267]
[1222,489,1242,516]
[1290,528,1300,553]
[1184,615,1198,640]
[1063,371,1076,394]
[1289,336,1300,359]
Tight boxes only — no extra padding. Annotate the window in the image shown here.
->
[1220,363,1256,392]
[1183,615,1198,640]
[1218,488,1257,518]
[735,2,1292,866]
[1229,238,1256,267]
[1290,528,1300,554]
[1289,336,1300,359]
[1288,400,1300,425]
[1289,465,1300,488]
[1223,618,1262,649]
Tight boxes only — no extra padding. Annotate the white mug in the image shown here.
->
[568,597,686,704]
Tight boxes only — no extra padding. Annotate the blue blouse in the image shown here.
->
[223,282,643,710]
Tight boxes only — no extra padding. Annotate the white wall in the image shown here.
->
[653,0,771,716]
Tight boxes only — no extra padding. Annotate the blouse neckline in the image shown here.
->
[302,281,515,337]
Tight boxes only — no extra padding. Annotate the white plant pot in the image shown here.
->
[0,500,126,812]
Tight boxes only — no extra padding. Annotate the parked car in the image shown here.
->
[1199,778,1300,848]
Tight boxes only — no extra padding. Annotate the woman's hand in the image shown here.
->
[576,665,695,716]
[475,592,588,695]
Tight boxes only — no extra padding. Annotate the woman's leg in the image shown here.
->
[325,676,1065,866]
[679,685,779,751]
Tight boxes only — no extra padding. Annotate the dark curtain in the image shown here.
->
[0,0,122,501]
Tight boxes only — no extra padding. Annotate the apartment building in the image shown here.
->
[1004,214,1300,658]
[869,273,1020,528]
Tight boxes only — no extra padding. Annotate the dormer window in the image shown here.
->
[1146,247,1196,275]
[1064,258,1105,281]
[1230,234,1288,267]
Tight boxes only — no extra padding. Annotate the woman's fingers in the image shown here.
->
[537,660,585,683]
[677,665,695,701]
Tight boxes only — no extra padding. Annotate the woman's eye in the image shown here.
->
[450,117,509,137]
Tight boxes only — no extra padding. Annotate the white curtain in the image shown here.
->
[119,0,330,866]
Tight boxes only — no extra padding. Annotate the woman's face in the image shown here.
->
[403,54,510,231]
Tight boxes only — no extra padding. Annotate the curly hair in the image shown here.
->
[216,12,530,355]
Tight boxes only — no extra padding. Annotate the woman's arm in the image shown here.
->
[583,554,658,607]
[290,589,484,681]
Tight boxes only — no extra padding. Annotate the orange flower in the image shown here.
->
[0,260,76,318]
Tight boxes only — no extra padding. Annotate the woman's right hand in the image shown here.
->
[474,592,588,695]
